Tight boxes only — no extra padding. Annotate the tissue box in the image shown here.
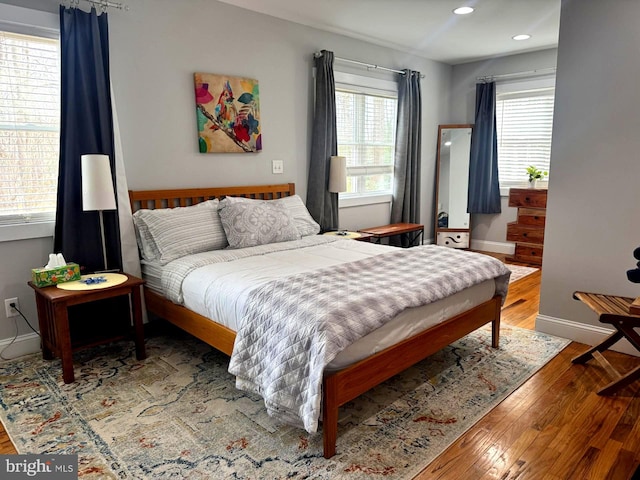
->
[31,263,81,288]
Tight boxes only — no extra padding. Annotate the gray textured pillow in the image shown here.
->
[273,195,320,237]
[133,199,228,265]
[218,197,300,249]
[220,195,320,237]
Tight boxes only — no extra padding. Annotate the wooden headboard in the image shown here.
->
[129,183,295,213]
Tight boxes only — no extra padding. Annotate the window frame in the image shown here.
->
[495,75,556,196]
[334,71,397,205]
[0,4,60,242]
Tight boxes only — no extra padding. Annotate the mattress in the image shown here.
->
[155,238,498,370]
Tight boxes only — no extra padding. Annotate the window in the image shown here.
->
[335,73,397,199]
[496,84,555,192]
[0,30,60,227]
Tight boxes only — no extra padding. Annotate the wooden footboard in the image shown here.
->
[322,294,502,458]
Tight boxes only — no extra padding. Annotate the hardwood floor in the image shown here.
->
[1,256,639,479]
[417,259,640,480]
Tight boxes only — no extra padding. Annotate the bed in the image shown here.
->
[128,183,509,458]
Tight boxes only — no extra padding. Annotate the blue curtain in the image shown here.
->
[468,82,501,214]
[306,50,339,232]
[54,6,122,273]
[390,69,422,245]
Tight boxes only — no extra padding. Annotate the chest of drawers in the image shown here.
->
[506,188,547,266]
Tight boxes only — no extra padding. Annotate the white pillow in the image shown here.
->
[132,199,228,265]
[218,197,300,249]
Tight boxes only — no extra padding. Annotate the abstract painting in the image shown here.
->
[194,73,261,153]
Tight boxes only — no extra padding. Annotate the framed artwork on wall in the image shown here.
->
[194,73,262,153]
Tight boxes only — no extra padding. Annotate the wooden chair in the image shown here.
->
[572,292,640,395]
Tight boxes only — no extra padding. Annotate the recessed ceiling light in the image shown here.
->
[512,34,531,41]
[453,6,474,15]
[444,141,452,146]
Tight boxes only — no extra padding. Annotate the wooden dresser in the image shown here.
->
[506,188,547,266]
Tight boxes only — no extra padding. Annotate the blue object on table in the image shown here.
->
[80,276,107,285]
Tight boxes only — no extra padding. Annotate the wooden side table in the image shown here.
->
[358,223,424,247]
[28,273,146,383]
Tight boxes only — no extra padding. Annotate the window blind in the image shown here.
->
[496,87,555,188]
[335,88,397,196]
[0,30,60,225]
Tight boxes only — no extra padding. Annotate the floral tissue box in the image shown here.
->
[31,263,81,287]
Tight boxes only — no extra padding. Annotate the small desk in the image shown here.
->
[28,273,146,384]
[358,223,424,247]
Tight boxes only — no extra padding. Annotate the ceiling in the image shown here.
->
[218,0,560,65]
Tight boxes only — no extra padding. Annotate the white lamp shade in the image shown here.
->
[81,154,117,211]
[328,155,347,193]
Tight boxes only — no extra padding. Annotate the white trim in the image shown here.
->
[0,221,55,242]
[339,193,392,208]
[471,239,515,255]
[0,332,41,360]
[536,314,640,358]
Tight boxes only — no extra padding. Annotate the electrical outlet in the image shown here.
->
[4,297,19,318]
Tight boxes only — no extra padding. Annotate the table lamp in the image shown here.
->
[329,155,347,233]
[81,154,116,271]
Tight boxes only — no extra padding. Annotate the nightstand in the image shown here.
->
[28,273,146,383]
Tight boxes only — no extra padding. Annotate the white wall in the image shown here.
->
[450,49,558,252]
[0,0,451,348]
[536,0,640,354]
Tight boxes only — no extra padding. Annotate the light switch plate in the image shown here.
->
[272,159,284,174]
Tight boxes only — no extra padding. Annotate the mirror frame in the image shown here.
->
[435,124,473,248]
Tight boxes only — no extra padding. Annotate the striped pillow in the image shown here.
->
[133,199,228,265]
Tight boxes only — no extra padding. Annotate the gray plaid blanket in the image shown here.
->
[228,245,510,433]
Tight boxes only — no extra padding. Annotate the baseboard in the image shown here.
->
[0,332,41,360]
[536,314,640,357]
[470,239,515,255]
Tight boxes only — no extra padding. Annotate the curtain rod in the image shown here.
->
[67,0,128,11]
[476,67,556,83]
[314,51,424,78]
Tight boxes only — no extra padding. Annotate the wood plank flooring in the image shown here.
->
[1,255,639,479]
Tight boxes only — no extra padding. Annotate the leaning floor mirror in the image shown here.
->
[435,124,473,248]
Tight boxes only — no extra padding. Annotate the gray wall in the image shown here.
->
[0,0,450,349]
[451,49,558,252]
[537,0,640,348]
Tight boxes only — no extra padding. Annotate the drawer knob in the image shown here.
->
[523,233,528,237]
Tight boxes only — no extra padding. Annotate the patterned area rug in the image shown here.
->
[0,326,569,479]
[506,263,539,283]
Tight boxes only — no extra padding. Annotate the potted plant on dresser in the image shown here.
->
[526,165,548,188]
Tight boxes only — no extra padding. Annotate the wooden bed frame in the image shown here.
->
[129,183,503,458]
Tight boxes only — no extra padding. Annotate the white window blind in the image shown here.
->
[496,87,554,189]
[335,87,397,197]
[0,30,60,225]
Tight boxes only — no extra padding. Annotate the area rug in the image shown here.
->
[506,263,539,283]
[0,326,569,479]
